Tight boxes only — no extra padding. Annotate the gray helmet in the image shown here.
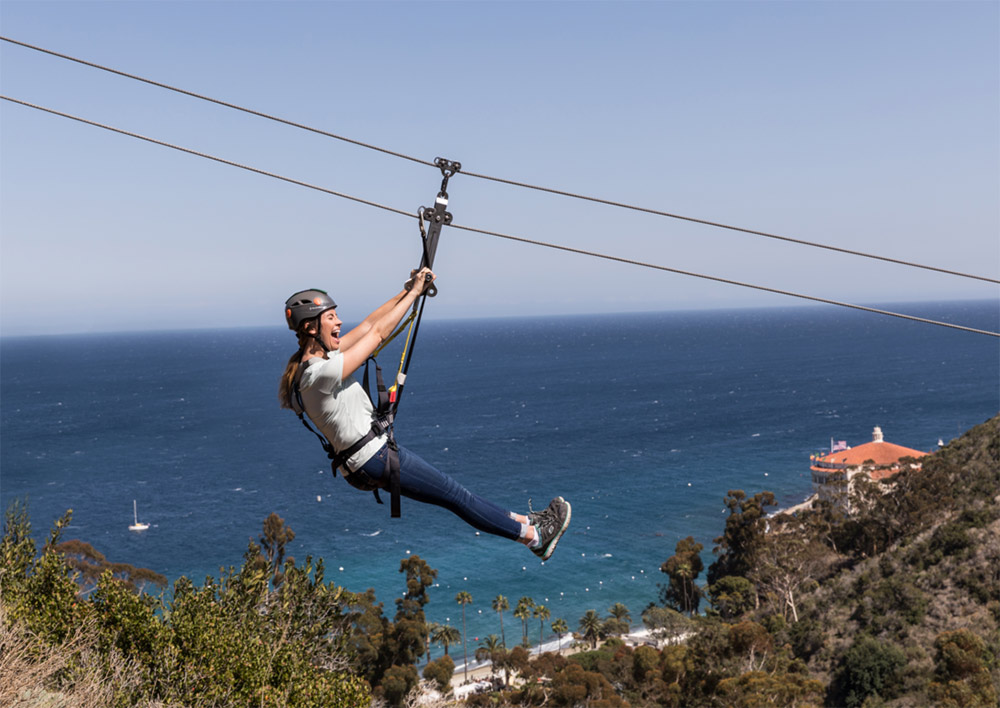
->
[285,289,337,330]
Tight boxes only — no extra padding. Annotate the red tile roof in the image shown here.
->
[815,440,928,468]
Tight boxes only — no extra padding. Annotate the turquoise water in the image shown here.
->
[2,300,997,649]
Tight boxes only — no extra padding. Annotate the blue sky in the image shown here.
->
[1,1,997,335]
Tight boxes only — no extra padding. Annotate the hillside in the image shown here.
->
[456,416,999,707]
[2,416,997,707]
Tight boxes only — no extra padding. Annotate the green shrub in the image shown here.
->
[707,575,756,620]
[928,629,998,707]
[380,664,418,706]
[831,635,907,708]
[929,522,973,558]
[2,503,371,708]
[788,618,825,660]
[423,654,455,691]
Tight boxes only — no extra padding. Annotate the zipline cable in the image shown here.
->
[458,169,1000,285]
[448,221,1000,338]
[0,95,412,220]
[0,36,436,171]
[3,34,998,286]
[2,94,997,339]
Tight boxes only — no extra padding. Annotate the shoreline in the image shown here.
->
[447,627,667,690]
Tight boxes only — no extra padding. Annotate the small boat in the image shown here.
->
[129,499,149,532]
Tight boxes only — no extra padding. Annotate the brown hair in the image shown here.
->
[278,322,317,410]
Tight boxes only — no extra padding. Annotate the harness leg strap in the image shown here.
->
[386,440,401,518]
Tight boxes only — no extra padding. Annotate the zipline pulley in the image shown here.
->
[435,157,461,198]
[417,157,460,298]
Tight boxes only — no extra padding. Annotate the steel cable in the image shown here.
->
[3,35,997,285]
[0,95,413,219]
[448,221,1000,337]
[2,94,997,339]
[0,36,437,170]
[457,170,1000,285]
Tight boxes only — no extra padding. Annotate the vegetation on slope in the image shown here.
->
[3,416,997,706]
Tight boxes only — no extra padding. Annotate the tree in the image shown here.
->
[344,588,390,684]
[831,635,907,708]
[729,620,774,673]
[475,634,507,680]
[533,603,550,647]
[0,498,35,586]
[54,538,167,596]
[641,606,693,644]
[578,609,603,649]
[718,671,825,707]
[422,654,455,692]
[4,508,87,643]
[551,618,569,652]
[751,520,828,623]
[608,602,631,634]
[549,662,626,707]
[492,594,509,647]
[513,596,534,647]
[455,590,473,682]
[425,621,439,664]
[380,664,418,707]
[258,512,295,586]
[707,490,776,606]
[389,555,436,668]
[431,623,461,657]
[660,536,705,615]
[928,629,998,707]
[708,575,756,620]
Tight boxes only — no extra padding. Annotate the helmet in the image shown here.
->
[285,289,337,330]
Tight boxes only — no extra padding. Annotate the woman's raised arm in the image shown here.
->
[339,268,435,377]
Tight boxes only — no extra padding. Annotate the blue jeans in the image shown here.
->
[349,443,521,540]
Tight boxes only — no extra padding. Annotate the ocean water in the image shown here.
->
[2,301,997,651]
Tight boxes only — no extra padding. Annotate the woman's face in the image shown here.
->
[316,309,342,350]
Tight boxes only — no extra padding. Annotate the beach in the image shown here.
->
[444,627,672,700]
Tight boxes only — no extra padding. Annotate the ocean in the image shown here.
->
[2,300,997,654]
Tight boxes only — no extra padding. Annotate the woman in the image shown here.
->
[279,268,571,561]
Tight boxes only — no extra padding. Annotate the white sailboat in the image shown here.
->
[129,499,149,532]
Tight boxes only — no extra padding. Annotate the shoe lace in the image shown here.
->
[533,505,558,531]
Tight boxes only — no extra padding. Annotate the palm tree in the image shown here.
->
[476,634,512,687]
[492,594,510,647]
[455,591,473,682]
[475,634,505,674]
[551,618,569,652]
[676,561,696,614]
[513,596,534,647]
[579,609,603,649]
[533,604,550,648]
[431,623,461,657]
[426,621,440,664]
[608,602,631,634]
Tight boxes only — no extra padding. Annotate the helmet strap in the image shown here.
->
[310,318,331,354]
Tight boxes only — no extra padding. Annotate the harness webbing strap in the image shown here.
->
[295,357,401,515]
[367,356,402,517]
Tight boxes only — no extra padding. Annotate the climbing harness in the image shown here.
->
[292,158,460,518]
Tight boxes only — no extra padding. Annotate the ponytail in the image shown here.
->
[278,322,317,410]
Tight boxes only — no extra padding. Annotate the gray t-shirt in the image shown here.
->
[298,353,386,473]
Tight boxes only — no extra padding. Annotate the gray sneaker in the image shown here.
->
[530,497,571,561]
[526,497,564,526]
